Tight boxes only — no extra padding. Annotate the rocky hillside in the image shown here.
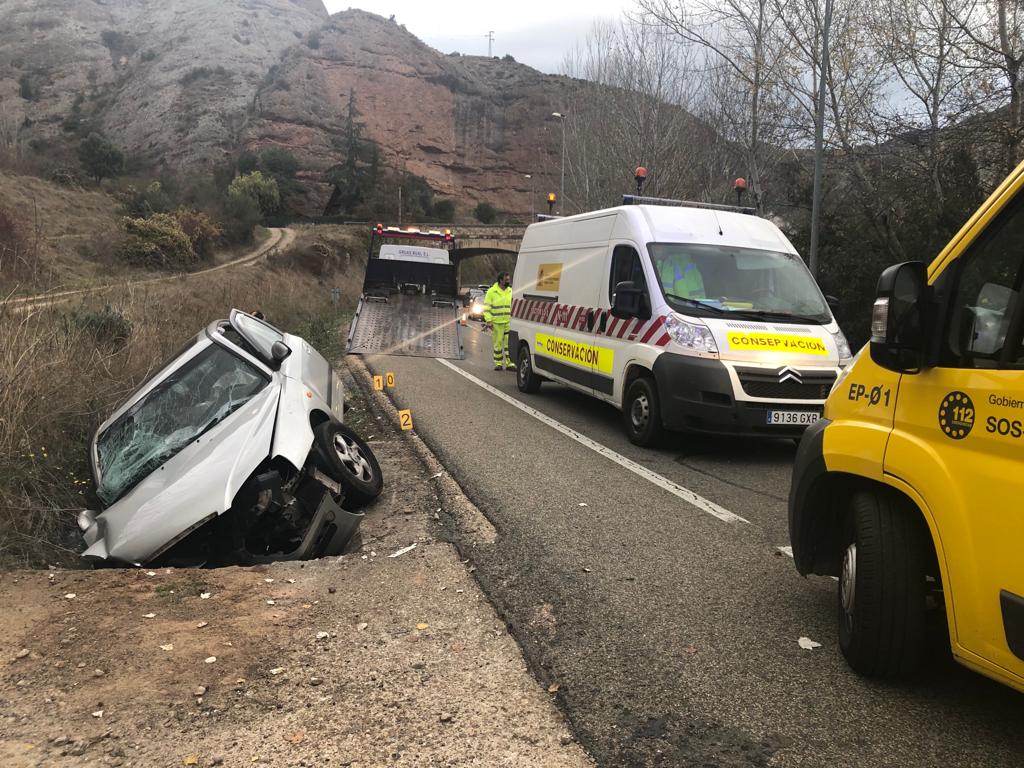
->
[1,0,326,170]
[1,2,571,217]
[242,10,571,215]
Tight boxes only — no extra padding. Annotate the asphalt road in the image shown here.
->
[365,321,1024,767]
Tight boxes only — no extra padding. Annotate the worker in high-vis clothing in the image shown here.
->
[657,251,705,299]
[483,271,515,371]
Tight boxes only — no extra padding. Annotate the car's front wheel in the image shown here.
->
[838,489,928,678]
[313,421,383,508]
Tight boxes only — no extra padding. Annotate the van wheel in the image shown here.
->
[838,489,927,678]
[624,376,664,447]
[517,344,542,393]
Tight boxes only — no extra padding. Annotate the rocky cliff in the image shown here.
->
[241,10,571,215]
[0,0,323,167]
[1,2,571,216]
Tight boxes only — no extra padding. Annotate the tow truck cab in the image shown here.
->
[790,159,1024,692]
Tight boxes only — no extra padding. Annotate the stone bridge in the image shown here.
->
[445,224,524,264]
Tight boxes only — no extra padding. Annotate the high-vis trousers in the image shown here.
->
[492,322,512,368]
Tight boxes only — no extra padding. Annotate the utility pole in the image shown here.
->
[525,173,534,216]
[485,31,494,57]
[809,0,834,278]
[398,185,402,225]
[552,112,566,215]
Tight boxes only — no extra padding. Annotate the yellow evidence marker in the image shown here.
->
[398,409,413,430]
[373,375,383,391]
[386,372,396,388]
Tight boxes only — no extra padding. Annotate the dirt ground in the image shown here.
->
[0,363,592,768]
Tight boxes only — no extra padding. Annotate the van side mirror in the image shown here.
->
[869,261,929,373]
[611,281,643,319]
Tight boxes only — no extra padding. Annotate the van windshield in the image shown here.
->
[648,243,831,324]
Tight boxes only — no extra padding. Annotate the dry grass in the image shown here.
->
[0,170,125,295]
[0,260,355,568]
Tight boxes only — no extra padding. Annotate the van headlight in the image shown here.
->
[665,314,718,354]
[831,328,853,366]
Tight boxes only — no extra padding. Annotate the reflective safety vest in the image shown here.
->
[658,256,705,299]
[484,283,512,324]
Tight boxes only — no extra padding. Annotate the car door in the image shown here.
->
[885,189,1024,675]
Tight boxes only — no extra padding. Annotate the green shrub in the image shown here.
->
[18,73,40,101]
[473,201,497,224]
[67,305,133,348]
[222,190,261,243]
[123,181,172,216]
[432,199,455,222]
[228,171,280,215]
[78,132,124,182]
[172,208,222,258]
[120,213,195,269]
[236,150,259,174]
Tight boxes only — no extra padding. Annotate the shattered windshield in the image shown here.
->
[95,343,269,506]
[648,243,831,323]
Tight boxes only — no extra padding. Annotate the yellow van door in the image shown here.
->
[885,191,1024,679]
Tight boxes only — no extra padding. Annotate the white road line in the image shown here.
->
[437,358,749,525]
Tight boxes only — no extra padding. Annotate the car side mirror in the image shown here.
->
[611,280,643,319]
[869,261,930,373]
[825,294,839,310]
[271,340,291,363]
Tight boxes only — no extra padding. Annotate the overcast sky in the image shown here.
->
[322,1,633,73]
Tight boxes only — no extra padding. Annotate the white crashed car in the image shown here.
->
[78,309,382,567]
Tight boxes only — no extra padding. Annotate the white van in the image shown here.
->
[509,202,852,445]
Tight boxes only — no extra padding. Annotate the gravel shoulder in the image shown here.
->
[0,361,591,768]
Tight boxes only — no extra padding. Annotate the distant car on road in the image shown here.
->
[465,288,486,320]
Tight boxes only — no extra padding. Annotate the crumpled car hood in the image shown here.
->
[84,384,280,565]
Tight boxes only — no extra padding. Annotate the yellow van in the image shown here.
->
[790,160,1024,692]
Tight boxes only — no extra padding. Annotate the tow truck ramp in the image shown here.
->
[346,234,464,360]
[347,294,463,359]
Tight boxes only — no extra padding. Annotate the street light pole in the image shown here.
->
[552,112,566,215]
[524,173,534,217]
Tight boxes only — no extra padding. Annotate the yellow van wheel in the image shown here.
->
[838,489,928,678]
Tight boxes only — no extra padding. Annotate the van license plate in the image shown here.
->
[767,410,820,426]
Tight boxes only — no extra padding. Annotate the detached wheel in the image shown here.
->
[314,421,383,508]
[624,376,664,447]
[838,489,927,678]
[517,344,542,393]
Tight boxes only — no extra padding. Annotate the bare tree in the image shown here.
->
[559,18,704,212]
[639,0,796,212]
[944,0,1024,173]
[873,0,976,219]
[816,0,909,258]
[774,0,836,274]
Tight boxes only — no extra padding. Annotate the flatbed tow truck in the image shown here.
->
[346,225,464,360]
